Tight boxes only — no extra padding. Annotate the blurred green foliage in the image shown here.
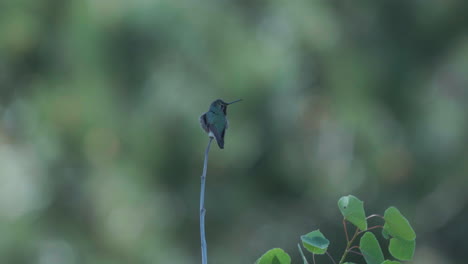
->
[0,0,467,263]
[267,195,416,264]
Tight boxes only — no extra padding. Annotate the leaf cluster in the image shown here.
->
[256,195,416,264]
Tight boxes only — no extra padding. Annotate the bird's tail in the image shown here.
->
[215,137,224,149]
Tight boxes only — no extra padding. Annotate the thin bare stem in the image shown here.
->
[348,245,359,251]
[200,137,213,264]
[366,214,384,220]
[338,215,384,264]
[367,225,384,230]
[338,228,359,264]
[297,244,309,264]
[312,253,316,264]
[343,219,349,243]
[358,225,384,235]
[348,250,363,256]
[326,251,337,264]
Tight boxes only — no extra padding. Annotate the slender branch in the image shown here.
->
[338,227,359,264]
[297,244,309,264]
[348,245,359,251]
[200,137,213,264]
[338,215,384,264]
[348,250,363,256]
[366,214,384,220]
[367,225,384,231]
[358,225,384,235]
[343,219,349,243]
[326,251,337,264]
[312,253,316,264]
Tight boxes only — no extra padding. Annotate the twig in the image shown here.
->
[200,137,213,264]
[338,222,384,263]
[326,251,337,264]
[358,225,384,235]
[297,244,309,264]
[366,214,384,220]
[348,245,359,251]
[343,219,349,243]
[348,250,363,256]
[338,227,359,264]
[312,253,316,264]
[338,215,384,264]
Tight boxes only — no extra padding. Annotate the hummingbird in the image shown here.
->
[200,99,242,149]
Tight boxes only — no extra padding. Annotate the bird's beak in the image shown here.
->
[226,99,242,105]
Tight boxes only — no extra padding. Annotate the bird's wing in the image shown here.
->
[208,113,226,149]
[209,124,224,149]
[199,113,209,133]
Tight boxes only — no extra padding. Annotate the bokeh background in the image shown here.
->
[1,0,467,263]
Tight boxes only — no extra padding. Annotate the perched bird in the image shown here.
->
[200,99,242,149]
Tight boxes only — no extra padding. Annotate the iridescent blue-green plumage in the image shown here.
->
[200,99,241,149]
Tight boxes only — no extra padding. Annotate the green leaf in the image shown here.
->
[301,230,330,255]
[381,261,400,264]
[360,232,384,264]
[255,248,291,264]
[389,237,415,261]
[384,207,416,241]
[338,195,368,230]
[381,224,390,239]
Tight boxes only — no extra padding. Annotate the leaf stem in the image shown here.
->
[366,214,384,220]
[348,250,363,256]
[343,218,349,243]
[326,251,337,264]
[200,137,213,264]
[338,225,359,264]
[297,244,309,264]
[358,225,384,235]
[348,245,359,251]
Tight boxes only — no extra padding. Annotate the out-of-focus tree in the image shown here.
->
[0,0,467,263]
